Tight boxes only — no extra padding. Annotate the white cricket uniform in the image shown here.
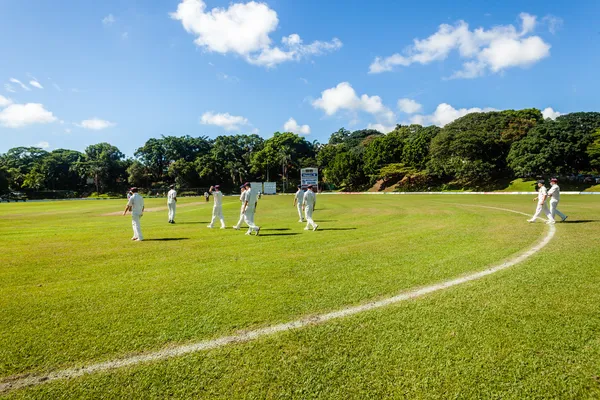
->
[209,191,225,228]
[303,190,317,230]
[530,186,551,221]
[243,189,259,234]
[547,184,567,222]
[127,193,144,241]
[295,189,304,221]
[167,189,177,221]
[233,190,246,229]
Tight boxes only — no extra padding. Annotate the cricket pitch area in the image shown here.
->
[1,194,599,399]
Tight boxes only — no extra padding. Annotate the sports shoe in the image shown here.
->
[562,216,568,222]
[527,219,534,223]
[304,227,310,230]
[220,226,226,229]
[255,227,261,236]
[245,231,252,235]
[298,219,303,223]
[232,226,239,230]
[546,220,555,225]
[207,225,213,228]
[313,224,319,231]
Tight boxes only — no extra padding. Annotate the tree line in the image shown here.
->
[1,109,599,197]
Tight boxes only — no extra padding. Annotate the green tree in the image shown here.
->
[76,143,126,193]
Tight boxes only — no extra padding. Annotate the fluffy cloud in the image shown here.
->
[36,141,50,149]
[408,103,497,127]
[283,118,310,135]
[370,13,551,78]
[367,123,396,134]
[77,118,116,130]
[312,82,395,124]
[542,107,561,120]
[397,98,423,114]
[0,95,13,107]
[9,78,30,91]
[171,0,342,67]
[200,111,249,131]
[29,80,44,89]
[0,103,57,128]
[102,14,115,25]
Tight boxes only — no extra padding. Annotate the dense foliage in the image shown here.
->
[1,109,599,195]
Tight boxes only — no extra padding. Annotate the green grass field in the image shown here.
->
[1,194,599,398]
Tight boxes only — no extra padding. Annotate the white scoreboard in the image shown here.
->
[300,168,318,190]
[263,182,276,194]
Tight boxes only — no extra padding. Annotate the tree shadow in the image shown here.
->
[562,220,598,224]
[144,238,190,241]
[317,227,357,231]
[258,233,300,237]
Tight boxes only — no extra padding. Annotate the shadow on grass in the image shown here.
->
[261,228,291,231]
[314,220,338,222]
[562,220,598,224]
[144,238,190,241]
[317,227,357,231]
[258,233,300,237]
[176,221,209,225]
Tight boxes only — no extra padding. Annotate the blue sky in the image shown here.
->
[1,0,599,157]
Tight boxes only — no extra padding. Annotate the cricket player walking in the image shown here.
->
[302,184,318,231]
[242,182,260,235]
[233,184,247,230]
[293,184,304,222]
[167,184,177,224]
[547,178,568,224]
[123,187,145,241]
[527,180,552,222]
[207,185,226,229]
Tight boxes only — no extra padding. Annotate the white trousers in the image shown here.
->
[244,209,259,233]
[304,205,317,229]
[297,203,304,220]
[210,205,225,228]
[549,199,566,221]
[168,202,176,221]
[132,214,143,241]
[234,207,245,228]
[531,202,551,221]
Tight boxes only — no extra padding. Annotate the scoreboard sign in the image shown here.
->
[300,168,318,190]
[263,182,276,194]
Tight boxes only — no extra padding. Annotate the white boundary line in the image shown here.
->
[0,206,556,394]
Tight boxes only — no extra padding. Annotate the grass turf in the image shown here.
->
[1,194,599,398]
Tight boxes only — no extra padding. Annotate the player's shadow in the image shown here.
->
[261,228,291,231]
[314,219,337,222]
[259,233,300,237]
[317,227,356,231]
[176,221,209,224]
[562,220,597,224]
[144,238,190,241]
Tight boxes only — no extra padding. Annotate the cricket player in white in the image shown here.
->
[242,182,260,235]
[167,184,177,224]
[302,185,319,231]
[293,185,304,222]
[547,178,567,224]
[207,185,226,229]
[123,187,145,241]
[528,180,552,222]
[233,184,246,230]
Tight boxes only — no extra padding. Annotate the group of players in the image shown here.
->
[528,177,568,224]
[123,183,318,241]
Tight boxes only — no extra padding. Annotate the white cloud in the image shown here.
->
[200,111,249,131]
[367,123,396,134]
[4,84,16,93]
[283,118,310,135]
[102,14,115,25]
[29,80,44,89]
[36,141,50,149]
[0,103,57,128]
[76,118,116,130]
[312,82,395,125]
[397,98,423,114]
[0,95,13,107]
[408,103,497,127]
[369,13,551,78]
[170,0,342,67]
[543,15,563,34]
[9,78,31,91]
[542,107,561,120]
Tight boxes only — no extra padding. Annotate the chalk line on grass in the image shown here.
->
[0,207,556,394]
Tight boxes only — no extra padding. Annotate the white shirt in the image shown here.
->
[295,189,304,205]
[212,190,223,207]
[303,190,316,207]
[548,184,560,202]
[245,189,258,211]
[537,186,548,204]
[127,193,144,215]
[167,189,177,204]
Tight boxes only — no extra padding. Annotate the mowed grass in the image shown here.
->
[1,194,599,398]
